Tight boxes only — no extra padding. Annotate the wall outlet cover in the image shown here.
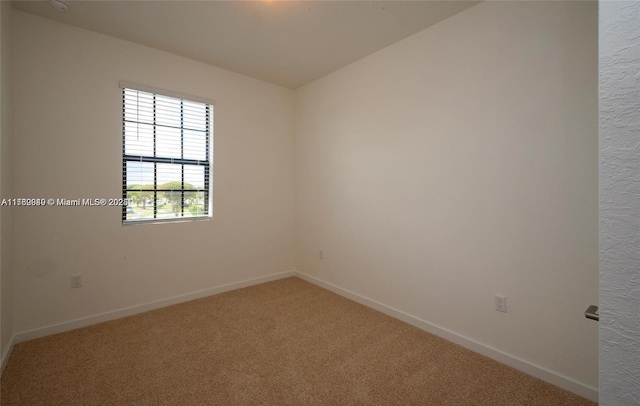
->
[71,274,83,288]
[495,295,507,312]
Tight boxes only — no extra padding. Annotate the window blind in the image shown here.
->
[122,87,213,224]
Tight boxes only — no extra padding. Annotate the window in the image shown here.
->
[121,83,213,224]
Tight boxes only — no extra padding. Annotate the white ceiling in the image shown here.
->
[12,0,479,89]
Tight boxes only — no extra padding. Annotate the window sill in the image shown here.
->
[122,216,211,226]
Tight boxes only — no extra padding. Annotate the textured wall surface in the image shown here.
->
[0,0,14,366]
[599,1,640,405]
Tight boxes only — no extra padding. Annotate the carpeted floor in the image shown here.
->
[1,277,595,405]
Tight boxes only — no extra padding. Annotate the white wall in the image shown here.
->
[12,11,295,334]
[295,1,598,394]
[0,0,15,367]
[599,2,640,405]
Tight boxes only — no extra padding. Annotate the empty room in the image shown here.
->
[0,0,638,404]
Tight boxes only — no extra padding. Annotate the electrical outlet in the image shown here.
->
[71,274,83,288]
[495,295,507,312]
[319,250,324,260]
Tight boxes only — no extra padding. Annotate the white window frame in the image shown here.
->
[120,82,214,225]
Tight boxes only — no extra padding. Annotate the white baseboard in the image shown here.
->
[14,271,296,344]
[1,334,15,375]
[295,271,598,403]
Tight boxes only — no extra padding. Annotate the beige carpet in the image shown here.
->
[1,277,595,405]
